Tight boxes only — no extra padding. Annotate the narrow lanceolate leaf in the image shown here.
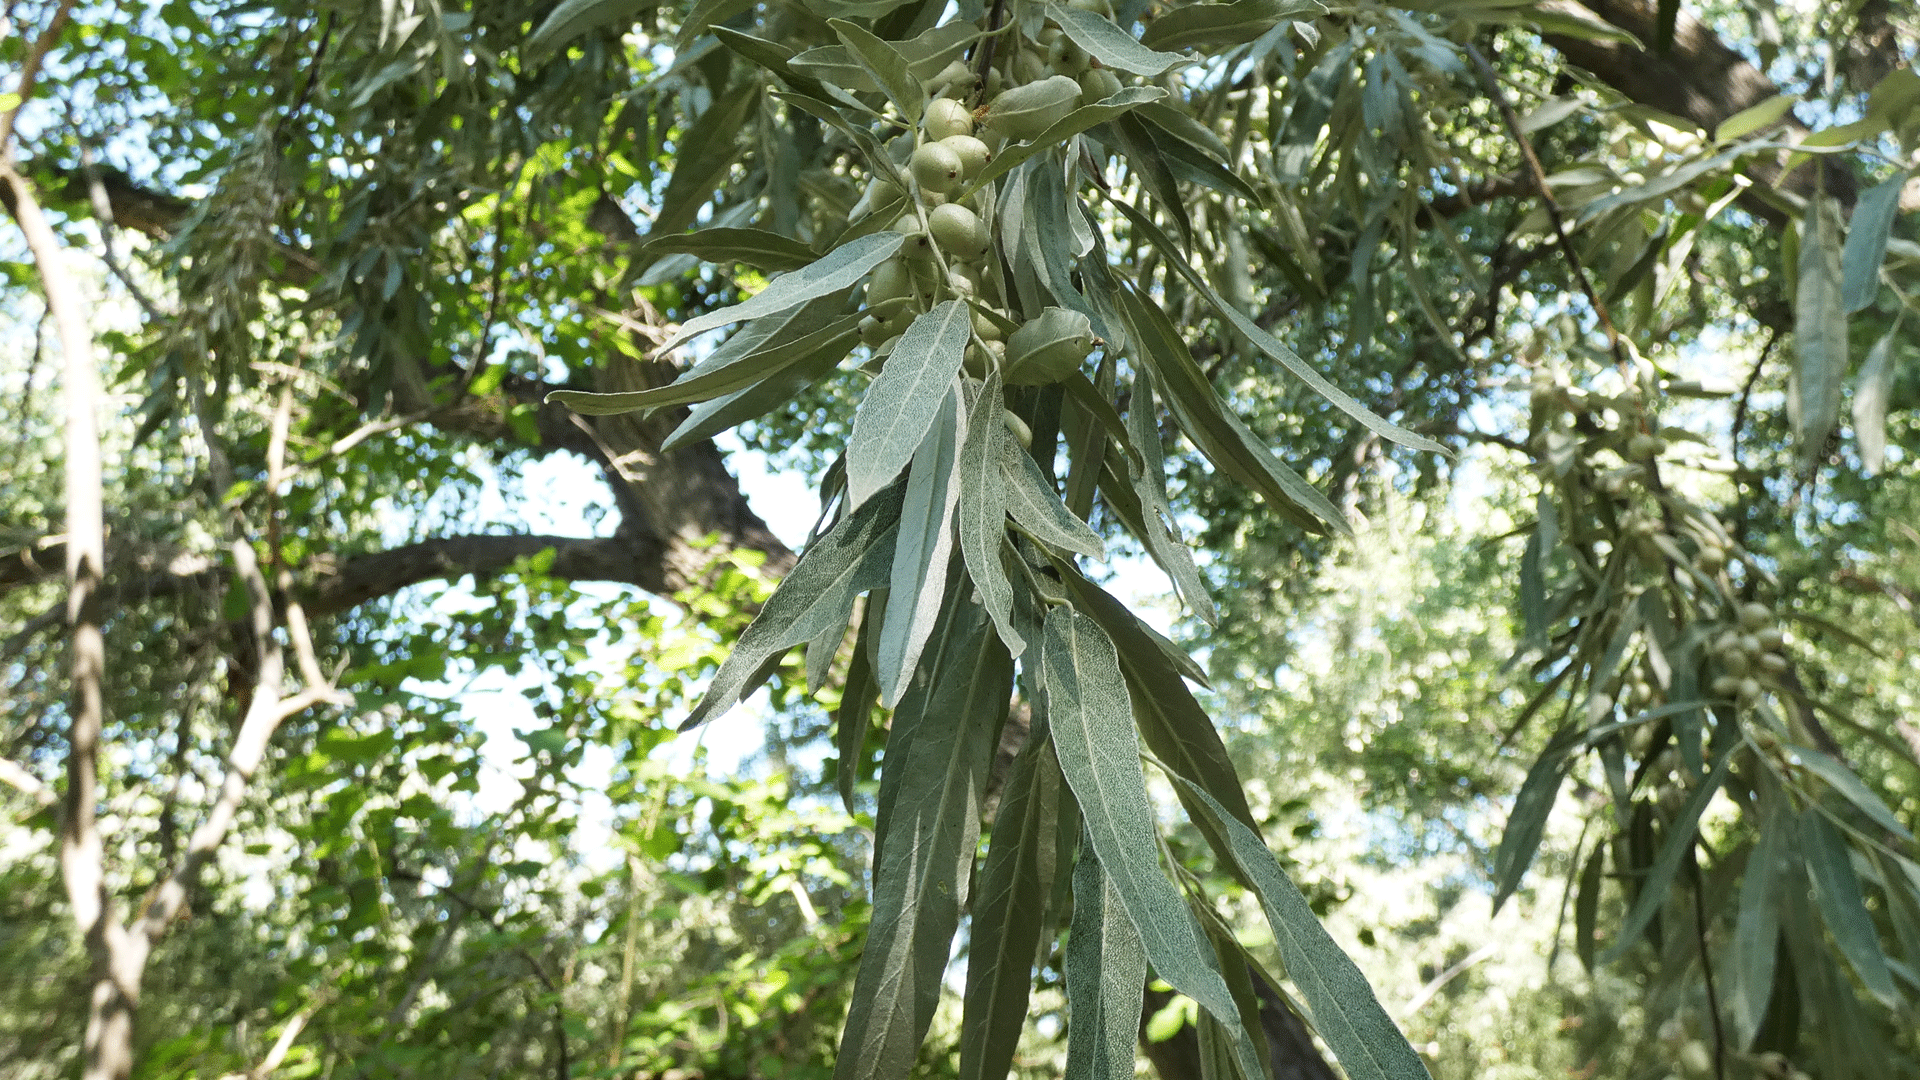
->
[1731,815,1787,1049]
[835,601,880,812]
[829,19,924,127]
[959,371,1022,655]
[525,0,648,57]
[1064,842,1148,1080]
[1136,0,1321,53]
[839,596,1013,1080]
[649,86,762,240]
[1853,329,1897,475]
[662,232,906,352]
[1791,744,1914,841]
[549,311,860,415]
[961,87,1168,197]
[1046,2,1187,75]
[960,732,1068,1080]
[1111,198,1446,456]
[1049,563,1254,841]
[1800,809,1902,1009]
[1116,280,1344,533]
[636,226,819,272]
[681,481,902,730]
[1001,440,1105,559]
[661,323,857,451]
[1601,741,1736,963]
[878,386,966,706]
[1491,732,1578,913]
[1042,608,1267,1080]
[1793,194,1848,471]
[1842,170,1907,313]
[1177,780,1435,1080]
[848,301,972,509]
[1126,370,1216,623]
[1714,92,1798,142]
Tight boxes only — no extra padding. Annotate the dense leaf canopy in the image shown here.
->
[2,0,1918,1079]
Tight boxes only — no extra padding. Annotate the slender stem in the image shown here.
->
[1688,847,1728,1080]
[1464,43,1627,371]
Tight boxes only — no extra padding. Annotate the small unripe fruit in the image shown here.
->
[1011,51,1049,86]
[985,75,1081,139]
[1754,626,1785,651]
[893,213,935,260]
[1003,409,1034,448]
[1677,1040,1712,1076]
[1078,67,1122,102]
[911,142,964,194]
[866,258,915,307]
[859,315,888,346]
[1759,653,1790,675]
[946,264,979,297]
[1739,633,1762,657]
[1739,601,1772,630]
[1738,677,1762,703]
[971,308,1005,341]
[1711,675,1741,697]
[938,134,993,180]
[923,96,974,140]
[928,203,991,260]
[1718,650,1750,677]
[1627,432,1667,459]
[1005,306,1093,385]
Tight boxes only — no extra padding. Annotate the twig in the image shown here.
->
[1464,43,1627,372]
[969,0,1008,105]
[1728,326,1779,467]
[1688,847,1727,1080]
[1399,941,1500,1019]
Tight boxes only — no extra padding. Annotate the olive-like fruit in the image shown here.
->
[1754,626,1785,651]
[928,203,991,260]
[911,142,964,194]
[1005,306,1093,385]
[985,75,1081,140]
[971,307,1005,341]
[938,134,993,180]
[1677,1040,1713,1077]
[1078,66,1122,102]
[1738,677,1762,703]
[1738,601,1772,630]
[924,97,975,141]
[892,213,936,260]
[1718,650,1750,677]
[1002,409,1034,449]
[1710,675,1740,697]
[1011,51,1050,86]
[859,314,889,346]
[1758,653,1790,674]
[866,257,915,307]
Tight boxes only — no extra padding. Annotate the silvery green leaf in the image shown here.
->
[1001,440,1106,560]
[960,732,1067,1080]
[961,87,1168,197]
[958,371,1023,655]
[660,324,857,450]
[896,21,977,79]
[847,301,973,509]
[636,226,820,271]
[830,19,924,127]
[525,0,649,57]
[1842,170,1907,313]
[1853,328,1897,474]
[1063,842,1148,1080]
[1602,742,1736,963]
[1125,371,1215,623]
[878,385,967,707]
[1801,809,1902,1009]
[791,44,883,93]
[661,232,906,352]
[1046,2,1187,75]
[548,310,860,415]
[840,595,1012,1080]
[1041,609,1267,1080]
[1106,197,1447,456]
[681,481,903,729]
[1136,0,1321,53]
[1793,194,1849,471]
[1176,780,1435,1080]
[1731,815,1787,1048]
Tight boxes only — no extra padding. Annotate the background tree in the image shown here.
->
[2,0,1917,1079]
